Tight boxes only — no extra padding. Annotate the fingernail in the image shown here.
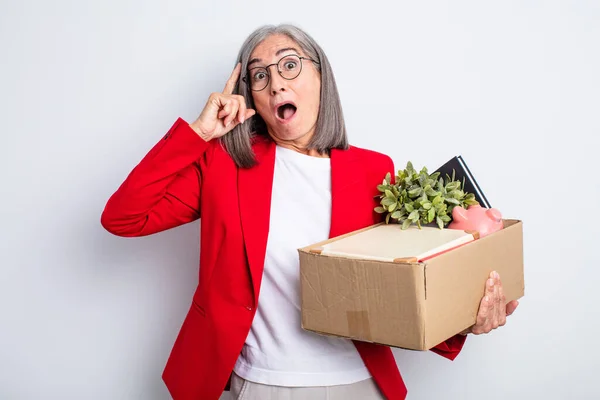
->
[488,279,494,287]
[484,296,489,302]
[493,271,499,279]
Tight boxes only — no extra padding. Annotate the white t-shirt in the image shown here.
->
[233,145,372,387]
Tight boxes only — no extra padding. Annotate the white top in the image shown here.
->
[233,145,372,387]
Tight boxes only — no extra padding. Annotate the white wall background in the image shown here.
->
[1,0,598,399]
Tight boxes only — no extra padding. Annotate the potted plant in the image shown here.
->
[375,161,479,229]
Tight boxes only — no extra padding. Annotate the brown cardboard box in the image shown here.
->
[298,219,524,350]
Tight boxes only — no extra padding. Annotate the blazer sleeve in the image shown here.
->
[374,155,468,360]
[100,118,213,237]
[429,334,467,360]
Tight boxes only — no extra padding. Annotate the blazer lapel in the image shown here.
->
[238,137,276,306]
[329,147,360,238]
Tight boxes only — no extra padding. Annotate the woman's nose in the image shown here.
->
[269,71,287,94]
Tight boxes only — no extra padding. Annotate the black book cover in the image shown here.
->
[433,156,491,209]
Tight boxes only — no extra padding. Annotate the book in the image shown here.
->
[315,224,477,263]
[434,155,491,209]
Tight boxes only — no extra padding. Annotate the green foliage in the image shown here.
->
[375,161,479,229]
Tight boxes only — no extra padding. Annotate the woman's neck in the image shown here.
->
[267,128,329,158]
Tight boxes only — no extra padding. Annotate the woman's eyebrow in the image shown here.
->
[248,47,301,67]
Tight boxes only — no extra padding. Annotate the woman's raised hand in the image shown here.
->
[190,63,256,141]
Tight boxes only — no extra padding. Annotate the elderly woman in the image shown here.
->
[101,24,518,400]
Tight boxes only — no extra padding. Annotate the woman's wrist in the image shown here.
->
[189,121,213,142]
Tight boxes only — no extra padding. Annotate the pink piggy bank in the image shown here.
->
[448,204,503,238]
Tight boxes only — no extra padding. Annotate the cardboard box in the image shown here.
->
[298,219,524,351]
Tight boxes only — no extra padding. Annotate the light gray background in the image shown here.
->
[1,0,598,399]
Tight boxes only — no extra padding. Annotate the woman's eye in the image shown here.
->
[253,71,267,81]
[284,62,298,70]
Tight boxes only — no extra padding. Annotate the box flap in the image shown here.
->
[317,224,476,262]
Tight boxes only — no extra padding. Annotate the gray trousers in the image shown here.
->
[228,372,385,400]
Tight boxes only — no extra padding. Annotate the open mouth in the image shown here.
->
[276,103,297,121]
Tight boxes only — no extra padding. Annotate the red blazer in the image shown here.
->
[101,118,466,400]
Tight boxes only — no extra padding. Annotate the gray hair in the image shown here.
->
[221,24,349,168]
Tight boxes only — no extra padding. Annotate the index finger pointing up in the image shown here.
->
[223,62,242,95]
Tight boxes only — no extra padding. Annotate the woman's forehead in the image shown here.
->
[249,35,303,64]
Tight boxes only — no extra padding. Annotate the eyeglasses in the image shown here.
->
[242,54,319,92]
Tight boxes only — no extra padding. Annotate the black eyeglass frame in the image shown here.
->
[241,54,320,91]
